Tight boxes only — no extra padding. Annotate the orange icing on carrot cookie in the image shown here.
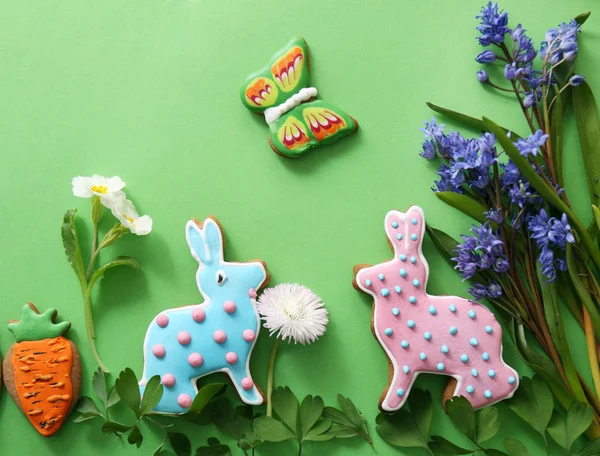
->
[12,337,73,436]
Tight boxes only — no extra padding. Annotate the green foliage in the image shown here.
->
[435,192,488,223]
[74,367,223,455]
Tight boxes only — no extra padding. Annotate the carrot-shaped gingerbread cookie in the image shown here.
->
[3,303,81,436]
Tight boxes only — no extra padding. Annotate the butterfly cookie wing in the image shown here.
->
[241,37,310,113]
[268,101,359,158]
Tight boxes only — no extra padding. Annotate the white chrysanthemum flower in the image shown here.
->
[72,175,126,208]
[111,197,153,236]
[257,283,328,345]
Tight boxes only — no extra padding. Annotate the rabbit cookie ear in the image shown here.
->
[186,217,225,265]
[384,206,426,258]
[203,217,225,263]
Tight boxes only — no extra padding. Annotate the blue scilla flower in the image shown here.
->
[487,281,503,298]
[570,74,584,87]
[477,70,489,82]
[510,25,537,63]
[420,139,436,159]
[527,210,575,282]
[484,209,503,223]
[476,2,509,46]
[453,223,508,280]
[476,51,497,64]
[434,163,465,193]
[469,283,488,300]
[541,20,580,64]
[523,92,537,108]
[515,130,549,157]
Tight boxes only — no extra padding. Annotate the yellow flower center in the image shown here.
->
[90,185,109,194]
[121,213,135,225]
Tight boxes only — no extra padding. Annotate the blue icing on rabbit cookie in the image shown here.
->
[139,217,269,413]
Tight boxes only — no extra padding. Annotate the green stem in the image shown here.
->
[297,441,302,456]
[266,338,281,417]
[83,282,110,373]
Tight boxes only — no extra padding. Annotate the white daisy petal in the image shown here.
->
[257,283,328,345]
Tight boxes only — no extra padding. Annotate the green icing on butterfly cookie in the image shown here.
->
[8,303,71,342]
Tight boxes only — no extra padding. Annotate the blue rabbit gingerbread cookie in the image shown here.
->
[139,216,270,413]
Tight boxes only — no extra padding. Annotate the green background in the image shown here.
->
[1,0,598,454]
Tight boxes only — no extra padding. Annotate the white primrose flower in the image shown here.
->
[257,283,328,345]
[72,175,126,207]
[111,197,153,236]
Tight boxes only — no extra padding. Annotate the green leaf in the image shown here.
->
[102,421,133,434]
[299,395,324,438]
[550,84,566,188]
[75,396,102,416]
[504,438,529,456]
[88,256,140,293]
[566,402,594,451]
[375,411,429,449]
[575,11,591,25]
[127,426,144,448]
[107,386,120,408]
[476,406,500,444]
[509,320,573,411]
[547,411,568,449]
[506,376,553,436]
[185,383,227,416]
[92,369,108,407]
[407,388,433,440]
[323,407,353,427]
[483,450,509,456]
[303,418,333,441]
[537,261,587,404]
[593,206,600,233]
[167,432,192,456]
[140,375,163,416]
[115,368,141,418]
[435,192,488,223]
[429,435,473,454]
[567,245,600,341]
[573,438,600,456]
[337,395,362,430]
[446,396,475,441]
[73,412,103,423]
[573,80,600,207]
[326,426,359,439]
[271,387,298,434]
[62,209,86,283]
[253,416,297,442]
[426,102,518,138]
[195,438,232,456]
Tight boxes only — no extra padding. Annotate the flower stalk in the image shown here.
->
[63,175,151,372]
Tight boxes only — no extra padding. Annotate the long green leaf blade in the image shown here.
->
[537,262,587,403]
[427,102,520,139]
[572,81,600,206]
[435,192,488,223]
[566,245,600,341]
[550,85,566,188]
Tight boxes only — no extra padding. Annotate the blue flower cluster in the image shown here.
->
[541,20,580,64]
[420,120,574,288]
[527,210,575,282]
[420,119,497,193]
[453,222,509,299]
[474,3,583,103]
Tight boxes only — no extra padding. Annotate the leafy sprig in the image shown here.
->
[376,379,599,456]
[75,368,225,454]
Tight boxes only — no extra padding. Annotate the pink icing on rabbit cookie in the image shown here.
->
[354,206,519,411]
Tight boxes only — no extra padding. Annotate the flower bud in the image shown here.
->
[91,195,103,225]
[477,70,489,83]
[475,50,496,64]
[523,92,536,108]
[569,74,584,87]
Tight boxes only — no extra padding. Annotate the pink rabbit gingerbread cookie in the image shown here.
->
[353,206,519,412]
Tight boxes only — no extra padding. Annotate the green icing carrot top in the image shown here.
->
[8,303,71,342]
